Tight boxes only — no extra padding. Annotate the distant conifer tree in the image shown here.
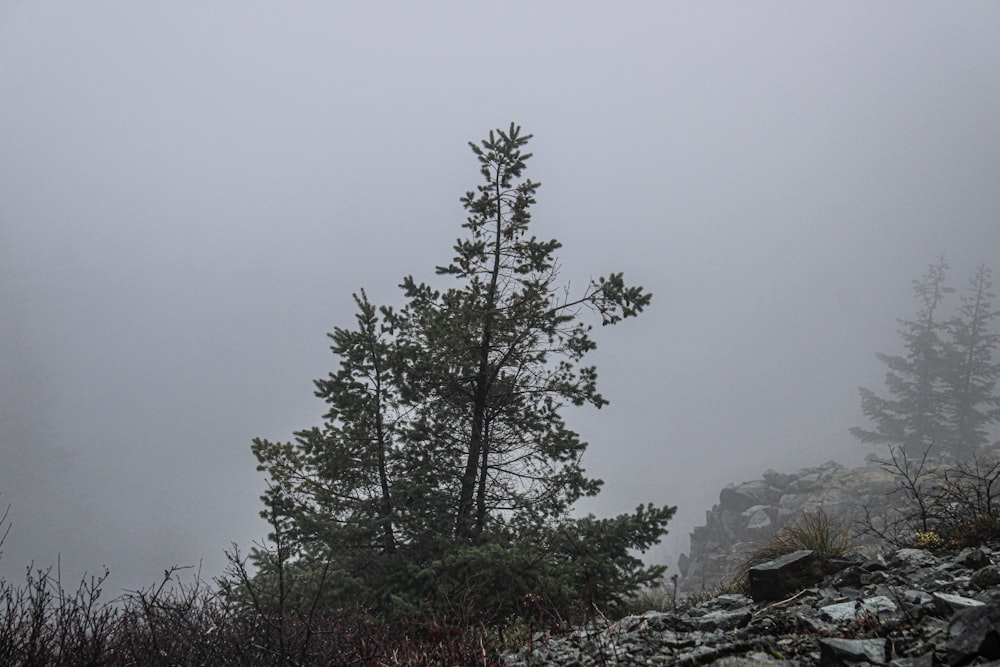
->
[943,264,1000,457]
[852,257,1000,459]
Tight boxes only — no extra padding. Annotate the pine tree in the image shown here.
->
[852,258,1000,460]
[943,264,1000,457]
[250,124,674,623]
[851,256,954,455]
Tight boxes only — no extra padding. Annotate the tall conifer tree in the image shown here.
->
[251,125,673,622]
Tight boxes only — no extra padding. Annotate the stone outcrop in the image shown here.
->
[680,460,900,594]
[504,544,1000,666]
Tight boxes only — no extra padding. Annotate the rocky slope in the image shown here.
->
[678,460,900,595]
[504,543,1000,665]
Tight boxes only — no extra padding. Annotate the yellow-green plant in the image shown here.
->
[912,530,944,550]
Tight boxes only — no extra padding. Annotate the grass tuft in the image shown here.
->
[728,508,854,594]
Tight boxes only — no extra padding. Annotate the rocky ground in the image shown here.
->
[503,543,1000,666]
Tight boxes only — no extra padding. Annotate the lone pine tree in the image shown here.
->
[250,124,674,623]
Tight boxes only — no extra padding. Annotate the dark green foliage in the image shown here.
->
[250,124,673,625]
[852,258,1000,459]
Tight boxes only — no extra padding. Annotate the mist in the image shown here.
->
[2,2,999,591]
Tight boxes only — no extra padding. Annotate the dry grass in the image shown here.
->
[728,508,854,594]
[0,564,505,666]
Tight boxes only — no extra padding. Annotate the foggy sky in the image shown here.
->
[2,2,999,592]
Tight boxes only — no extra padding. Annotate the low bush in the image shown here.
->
[862,443,1000,550]
[0,563,504,666]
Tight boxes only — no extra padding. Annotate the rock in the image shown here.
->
[749,550,825,602]
[712,653,798,666]
[888,655,935,667]
[690,607,753,632]
[894,549,939,568]
[829,565,865,588]
[743,505,774,530]
[955,546,991,570]
[788,471,824,493]
[934,591,986,614]
[902,589,935,612]
[761,469,793,489]
[946,601,1000,665]
[819,595,897,623]
[863,556,888,571]
[720,481,777,513]
[708,593,753,610]
[972,565,1000,590]
[818,637,887,665]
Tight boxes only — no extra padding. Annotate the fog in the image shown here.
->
[2,2,999,592]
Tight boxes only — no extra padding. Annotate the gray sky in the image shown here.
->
[2,2,999,591]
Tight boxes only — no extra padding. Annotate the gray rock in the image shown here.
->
[788,472,824,493]
[955,547,991,570]
[973,565,1000,590]
[720,481,777,512]
[690,607,752,632]
[894,549,939,568]
[817,486,849,506]
[818,637,887,665]
[902,589,935,609]
[762,469,794,490]
[819,595,897,623]
[714,593,753,609]
[947,601,1000,665]
[711,652,799,666]
[888,655,935,667]
[934,591,986,614]
[744,505,774,530]
[749,550,825,602]
[862,557,888,572]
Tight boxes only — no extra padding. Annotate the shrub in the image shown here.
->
[912,530,944,550]
[862,443,1000,550]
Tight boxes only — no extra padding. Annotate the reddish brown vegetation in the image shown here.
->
[0,565,505,666]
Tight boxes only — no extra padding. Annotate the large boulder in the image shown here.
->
[748,550,826,602]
